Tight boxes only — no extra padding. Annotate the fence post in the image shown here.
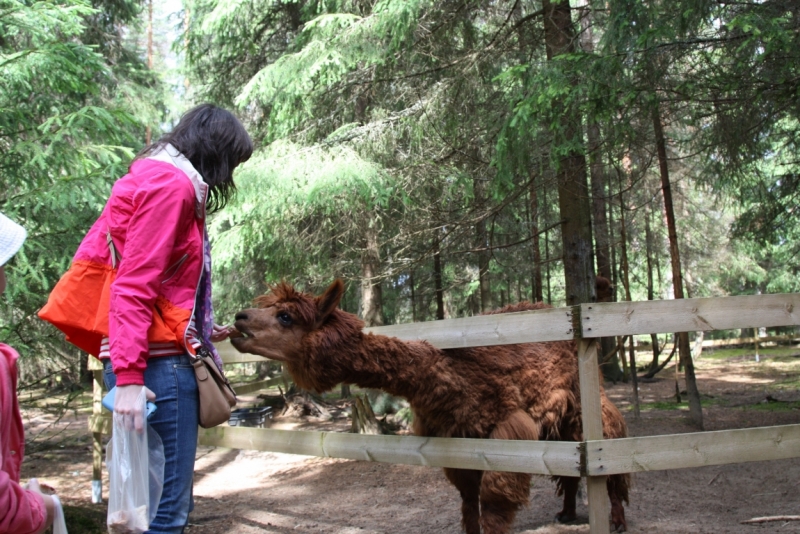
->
[577,338,610,534]
[87,354,109,504]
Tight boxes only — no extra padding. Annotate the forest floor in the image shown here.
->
[19,343,800,533]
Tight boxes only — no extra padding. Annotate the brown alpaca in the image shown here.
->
[230,280,630,533]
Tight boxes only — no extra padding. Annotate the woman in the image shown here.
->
[0,212,58,534]
[40,104,253,533]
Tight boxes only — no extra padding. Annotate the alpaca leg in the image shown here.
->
[607,474,629,532]
[602,397,630,532]
[478,411,538,534]
[444,468,482,534]
[554,476,579,523]
[479,470,531,534]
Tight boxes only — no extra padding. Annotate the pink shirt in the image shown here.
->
[0,344,46,534]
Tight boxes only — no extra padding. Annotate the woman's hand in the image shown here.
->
[114,384,156,432]
[211,323,233,343]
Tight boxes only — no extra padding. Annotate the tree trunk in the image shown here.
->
[617,172,640,414]
[653,104,703,429]
[554,146,595,306]
[145,0,153,145]
[544,195,552,305]
[433,235,445,320]
[361,216,384,327]
[693,331,705,360]
[356,63,382,326]
[608,172,619,301]
[598,288,623,382]
[530,186,544,302]
[542,9,608,525]
[589,121,621,379]
[476,209,492,312]
[409,271,417,323]
[588,125,610,280]
[255,361,271,380]
[578,0,611,282]
[645,205,662,374]
[351,394,379,434]
[627,335,639,417]
[542,0,596,307]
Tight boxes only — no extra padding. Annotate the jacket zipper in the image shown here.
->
[184,226,205,357]
[162,254,189,284]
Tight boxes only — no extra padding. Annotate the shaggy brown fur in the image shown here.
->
[231,280,630,533]
[596,276,615,303]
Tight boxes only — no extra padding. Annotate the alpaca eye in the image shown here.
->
[277,312,293,326]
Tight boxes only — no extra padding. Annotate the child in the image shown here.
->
[0,211,57,534]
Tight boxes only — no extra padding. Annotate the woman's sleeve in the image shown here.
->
[108,173,195,386]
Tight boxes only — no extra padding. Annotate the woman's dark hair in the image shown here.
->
[136,104,253,213]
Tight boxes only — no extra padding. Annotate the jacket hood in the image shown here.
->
[147,144,208,218]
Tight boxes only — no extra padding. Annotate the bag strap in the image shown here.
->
[106,228,121,269]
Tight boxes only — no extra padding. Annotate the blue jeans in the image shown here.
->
[104,355,199,534]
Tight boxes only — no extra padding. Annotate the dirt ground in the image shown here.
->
[20,346,800,533]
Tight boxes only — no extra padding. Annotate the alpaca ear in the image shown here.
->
[315,279,344,328]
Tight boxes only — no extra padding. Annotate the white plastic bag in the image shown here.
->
[106,389,165,534]
[52,494,68,534]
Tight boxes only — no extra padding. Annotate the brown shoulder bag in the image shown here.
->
[192,346,237,428]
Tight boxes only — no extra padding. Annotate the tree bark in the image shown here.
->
[476,195,492,312]
[544,192,553,305]
[645,205,662,375]
[433,235,445,320]
[145,0,153,146]
[578,0,611,282]
[542,0,596,307]
[593,158,623,381]
[653,104,703,429]
[408,271,417,323]
[530,186,544,302]
[617,171,640,413]
[361,216,384,327]
[478,231,492,311]
[351,394,380,434]
[608,172,619,301]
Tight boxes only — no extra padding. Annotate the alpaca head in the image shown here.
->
[230,279,352,364]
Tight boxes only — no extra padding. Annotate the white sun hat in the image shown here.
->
[0,212,26,267]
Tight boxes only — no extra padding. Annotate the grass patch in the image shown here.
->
[740,400,800,412]
[636,396,724,412]
[771,377,800,391]
[702,346,800,361]
[63,503,107,533]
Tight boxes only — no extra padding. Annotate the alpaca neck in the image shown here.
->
[303,328,441,403]
[348,334,439,401]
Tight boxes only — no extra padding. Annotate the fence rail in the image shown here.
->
[362,293,800,346]
[584,424,800,476]
[92,292,800,534]
[580,294,800,338]
[199,425,581,476]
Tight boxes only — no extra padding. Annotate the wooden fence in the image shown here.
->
[90,293,800,533]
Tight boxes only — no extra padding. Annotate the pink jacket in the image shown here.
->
[39,146,209,386]
[0,344,46,534]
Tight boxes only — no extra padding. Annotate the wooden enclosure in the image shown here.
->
[90,293,800,533]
